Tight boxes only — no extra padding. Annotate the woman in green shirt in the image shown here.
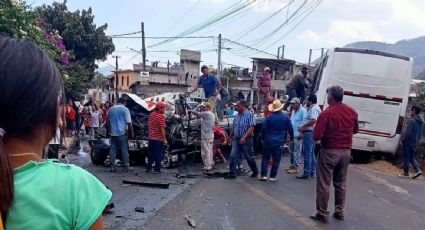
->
[0,36,111,229]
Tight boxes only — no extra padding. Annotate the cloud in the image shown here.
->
[392,0,425,29]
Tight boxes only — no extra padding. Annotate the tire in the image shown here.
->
[91,148,108,165]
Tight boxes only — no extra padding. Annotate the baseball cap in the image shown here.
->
[290,97,300,104]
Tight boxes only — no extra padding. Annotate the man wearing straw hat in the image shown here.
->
[259,99,293,181]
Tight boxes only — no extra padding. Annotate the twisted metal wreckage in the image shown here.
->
[89,93,264,168]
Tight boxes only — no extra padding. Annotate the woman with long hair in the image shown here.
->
[0,36,111,229]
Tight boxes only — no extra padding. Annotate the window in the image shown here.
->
[310,55,328,94]
[121,76,124,86]
[127,76,129,86]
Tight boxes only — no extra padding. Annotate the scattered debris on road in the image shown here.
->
[134,206,145,213]
[185,215,196,228]
[103,203,115,213]
[122,179,170,189]
[175,173,199,179]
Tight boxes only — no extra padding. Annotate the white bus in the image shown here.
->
[310,47,413,156]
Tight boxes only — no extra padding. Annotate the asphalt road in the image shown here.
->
[67,140,425,230]
[144,161,425,230]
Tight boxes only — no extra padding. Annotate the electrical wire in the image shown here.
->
[233,0,294,41]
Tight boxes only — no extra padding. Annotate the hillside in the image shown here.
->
[345,36,425,79]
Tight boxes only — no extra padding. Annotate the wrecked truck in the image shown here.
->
[89,92,264,167]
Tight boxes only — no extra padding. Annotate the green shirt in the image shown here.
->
[6,160,112,230]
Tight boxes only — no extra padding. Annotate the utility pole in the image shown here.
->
[112,55,121,103]
[281,45,285,59]
[308,49,312,67]
[277,46,281,59]
[141,22,146,71]
[321,48,324,59]
[217,34,222,77]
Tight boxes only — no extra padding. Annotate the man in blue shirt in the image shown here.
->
[108,97,133,172]
[287,97,307,174]
[224,100,259,179]
[190,65,221,117]
[259,99,294,181]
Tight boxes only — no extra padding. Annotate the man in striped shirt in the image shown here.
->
[146,102,168,174]
[224,100,259,179]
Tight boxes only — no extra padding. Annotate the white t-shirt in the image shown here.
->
[90,110,102,128]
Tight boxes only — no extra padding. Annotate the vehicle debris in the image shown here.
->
[122,179,170,189]
[184,215,196,228]
[134,206,145,213]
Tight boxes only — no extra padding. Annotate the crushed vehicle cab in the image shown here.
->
[89,92,264,167]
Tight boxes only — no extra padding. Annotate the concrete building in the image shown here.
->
[129,49,202,98]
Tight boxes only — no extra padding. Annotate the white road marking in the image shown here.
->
[359,169,409,196]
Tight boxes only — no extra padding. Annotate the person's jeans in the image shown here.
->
[289,138,302,168]
[302,131,316,177]
[147,139,165,172]
[109,135,129,168]
[217,96,229,120]
[261,144,283,178]
[403,144,420,174]
[229,137,258,176]
[284,87,297,110]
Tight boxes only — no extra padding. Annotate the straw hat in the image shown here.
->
[200,102,211,109]
[268,99,284,112]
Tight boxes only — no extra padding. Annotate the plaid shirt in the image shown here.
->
[304,103,321,131]
[233,110,256,138]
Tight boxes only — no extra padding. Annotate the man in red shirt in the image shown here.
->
[310,85,358,223]
[213,121,228,163]
[146,102,168,173]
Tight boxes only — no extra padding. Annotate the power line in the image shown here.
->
[111,36,215,39]
[233,0,294,41]
[262,0,322,50]
[108,31,141,37]
[148,1,253,48]
[223,38,275,57]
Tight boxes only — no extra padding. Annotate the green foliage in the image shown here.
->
[0,0,63,62]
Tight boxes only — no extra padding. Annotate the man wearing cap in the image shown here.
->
[190,102,216,171]
[259,100,293,181]
[256,67,272,114]
[297,94,321,179]
[146,102,168,173]
[284,66,309,111]
[287,97,307,174]
[190,65,221,117]
[224,100,259,179]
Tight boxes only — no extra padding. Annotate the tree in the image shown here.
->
[39,1,115,99]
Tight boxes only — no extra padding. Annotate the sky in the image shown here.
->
[31,0,425,73]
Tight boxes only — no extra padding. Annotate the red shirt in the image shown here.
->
[313,102,358,149]
[148,111,166,141]
[214,125,228,145]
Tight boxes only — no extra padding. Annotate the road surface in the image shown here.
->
[67,140,425,230]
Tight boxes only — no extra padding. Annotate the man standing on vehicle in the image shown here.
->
[284,66,309,111]
[190,102,216,171]
[297,94,320,179]
[286,97,307,174]
[256,67,272,114]
[108,97,134,172]
[146,102,168,174]
[310,85,358,223]
[400,105,423,179]
[225,100,259,179]
[189,65,221,117]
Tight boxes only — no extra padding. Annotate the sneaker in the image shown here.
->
[412,171,422,179]
[250,172,258,178]
[296,175,310,180]
[285,165,296,171]
[287,168,299,174]
[258,176,267,181]
[269,177,277,182]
